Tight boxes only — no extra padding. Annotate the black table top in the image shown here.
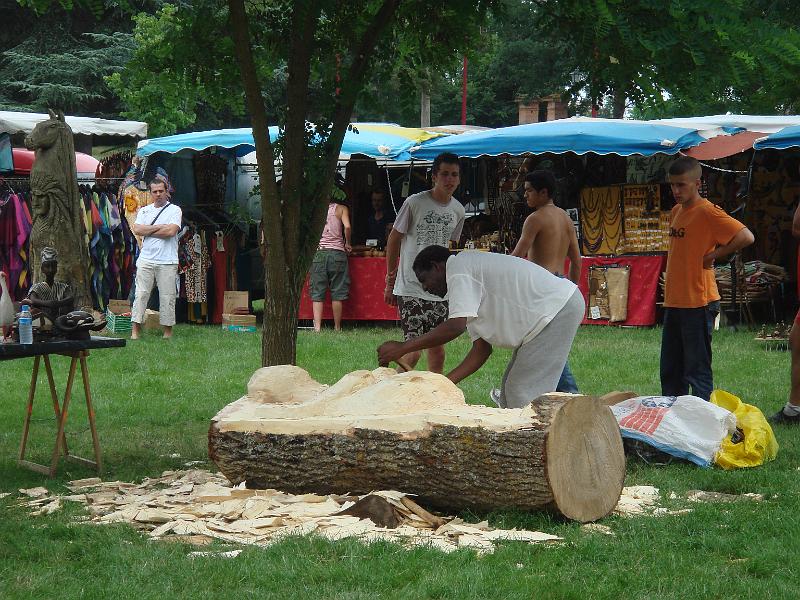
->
[0,336,126,360]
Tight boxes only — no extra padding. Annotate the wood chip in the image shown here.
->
[685,490,764,503]
[134,509,173,524]
[23,468,565,555]
[19,487,49,498]
[483,529,561,543]
[31,499,62,516]
[581,523,615,536]
[188,549,242,559]
[67,477,102,489]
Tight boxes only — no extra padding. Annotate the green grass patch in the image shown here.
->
[0,325,798,599]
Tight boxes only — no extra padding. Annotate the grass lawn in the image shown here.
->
[0,323,798,599]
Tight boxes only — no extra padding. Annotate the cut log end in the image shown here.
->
[544,395,626,523]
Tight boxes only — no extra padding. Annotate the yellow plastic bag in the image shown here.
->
[711,390,779,469]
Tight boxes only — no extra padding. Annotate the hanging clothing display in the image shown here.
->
[184,228,210,303]
[0,184,33,301]
[194,153,227,208]
[580,186,623,256]
[80,184,137,310]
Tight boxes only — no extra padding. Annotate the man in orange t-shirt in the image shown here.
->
[661,157,754,400]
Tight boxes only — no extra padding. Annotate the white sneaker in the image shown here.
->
[489,388,503,408]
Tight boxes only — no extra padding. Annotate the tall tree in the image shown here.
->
[2,1,163,116]
[536,0,800,118]
[100,0,496,365]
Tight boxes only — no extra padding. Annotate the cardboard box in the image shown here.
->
[105,299,132,333]
[223,291,249,315]
[107,299,131,315]
[222,313,257,326]
[144,309,160,330]
[222,324,257,333]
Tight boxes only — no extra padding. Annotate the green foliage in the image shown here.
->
[3,1,155,116]
[537,0,800,117]
[353,0,577,127]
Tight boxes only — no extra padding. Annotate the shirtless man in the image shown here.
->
[511,170,582,392]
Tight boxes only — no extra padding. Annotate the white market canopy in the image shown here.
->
[0,110,147,138]
[646,115,800,139]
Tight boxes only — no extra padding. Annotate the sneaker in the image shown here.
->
[768,408,800,425]
[489,388,503,408]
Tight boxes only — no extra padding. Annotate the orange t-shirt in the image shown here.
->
[663,199,745,308]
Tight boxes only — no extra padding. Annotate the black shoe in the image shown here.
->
[769,409,800,425]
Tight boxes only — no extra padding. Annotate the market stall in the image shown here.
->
[0,114,147,311]
[409,117,707,326]
[137,123,446,324]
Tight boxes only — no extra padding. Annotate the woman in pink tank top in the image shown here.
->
[311,199,352,331]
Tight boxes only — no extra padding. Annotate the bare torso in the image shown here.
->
[526,205,574,274]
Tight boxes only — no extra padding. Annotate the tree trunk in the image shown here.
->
[612,88,626,119]
[208,366,626,523]
[261,271,301,366]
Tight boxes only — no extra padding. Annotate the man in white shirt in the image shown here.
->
[384,153,465,373]
[377,245,585,409]
[130,178,182,339]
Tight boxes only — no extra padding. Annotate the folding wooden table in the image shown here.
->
[0,336,125,477]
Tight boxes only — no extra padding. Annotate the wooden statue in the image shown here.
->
[209,366,626,523]
[25,110,91,310]
[22,247,75,331]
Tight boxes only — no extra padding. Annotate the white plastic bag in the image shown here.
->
[610,395,737,467]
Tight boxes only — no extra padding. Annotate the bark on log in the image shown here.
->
[208,366,625,522]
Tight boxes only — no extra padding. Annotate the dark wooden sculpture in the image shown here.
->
[25,110,91,310]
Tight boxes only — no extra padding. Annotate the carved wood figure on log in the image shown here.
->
[209,365,626,523]
[25,110,91,310]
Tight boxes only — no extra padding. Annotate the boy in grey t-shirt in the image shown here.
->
[384,153,465,373]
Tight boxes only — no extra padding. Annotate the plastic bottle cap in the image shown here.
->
[22,304,29,311]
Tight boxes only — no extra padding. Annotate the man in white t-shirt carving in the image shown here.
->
[384,153,465,373]
[377,245,585,409]
[130,177,182,339]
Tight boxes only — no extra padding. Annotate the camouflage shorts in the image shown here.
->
[397,296,449,341]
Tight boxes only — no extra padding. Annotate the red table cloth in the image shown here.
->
[574,254,667,327]
[299,256,399,321]
[299,254,666,325]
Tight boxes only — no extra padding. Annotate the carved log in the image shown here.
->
[208,366,625,522]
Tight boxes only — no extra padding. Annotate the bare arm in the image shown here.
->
[377,317,467,365]
[567,223,582,284]
[338,205,352,253]
[134,223,180,238]
[384,228,404,305]
[446,338,493,384]
[703,227,755,268]
[510,214,538,258]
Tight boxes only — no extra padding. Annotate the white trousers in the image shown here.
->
[131,262,178,326]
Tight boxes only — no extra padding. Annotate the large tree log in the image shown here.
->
[208,366,625,522]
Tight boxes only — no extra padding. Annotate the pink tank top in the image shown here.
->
[318,203,345,251]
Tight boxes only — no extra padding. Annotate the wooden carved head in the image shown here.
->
[25,111,69,151]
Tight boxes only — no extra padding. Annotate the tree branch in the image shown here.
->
[302,0,403,263]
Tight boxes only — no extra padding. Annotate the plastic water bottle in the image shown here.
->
[18,304,33,345]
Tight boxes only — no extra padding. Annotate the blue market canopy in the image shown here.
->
[753,125,800,151]
[137,127,277,157]
[409,117,705,160]
[136,123,445,160]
